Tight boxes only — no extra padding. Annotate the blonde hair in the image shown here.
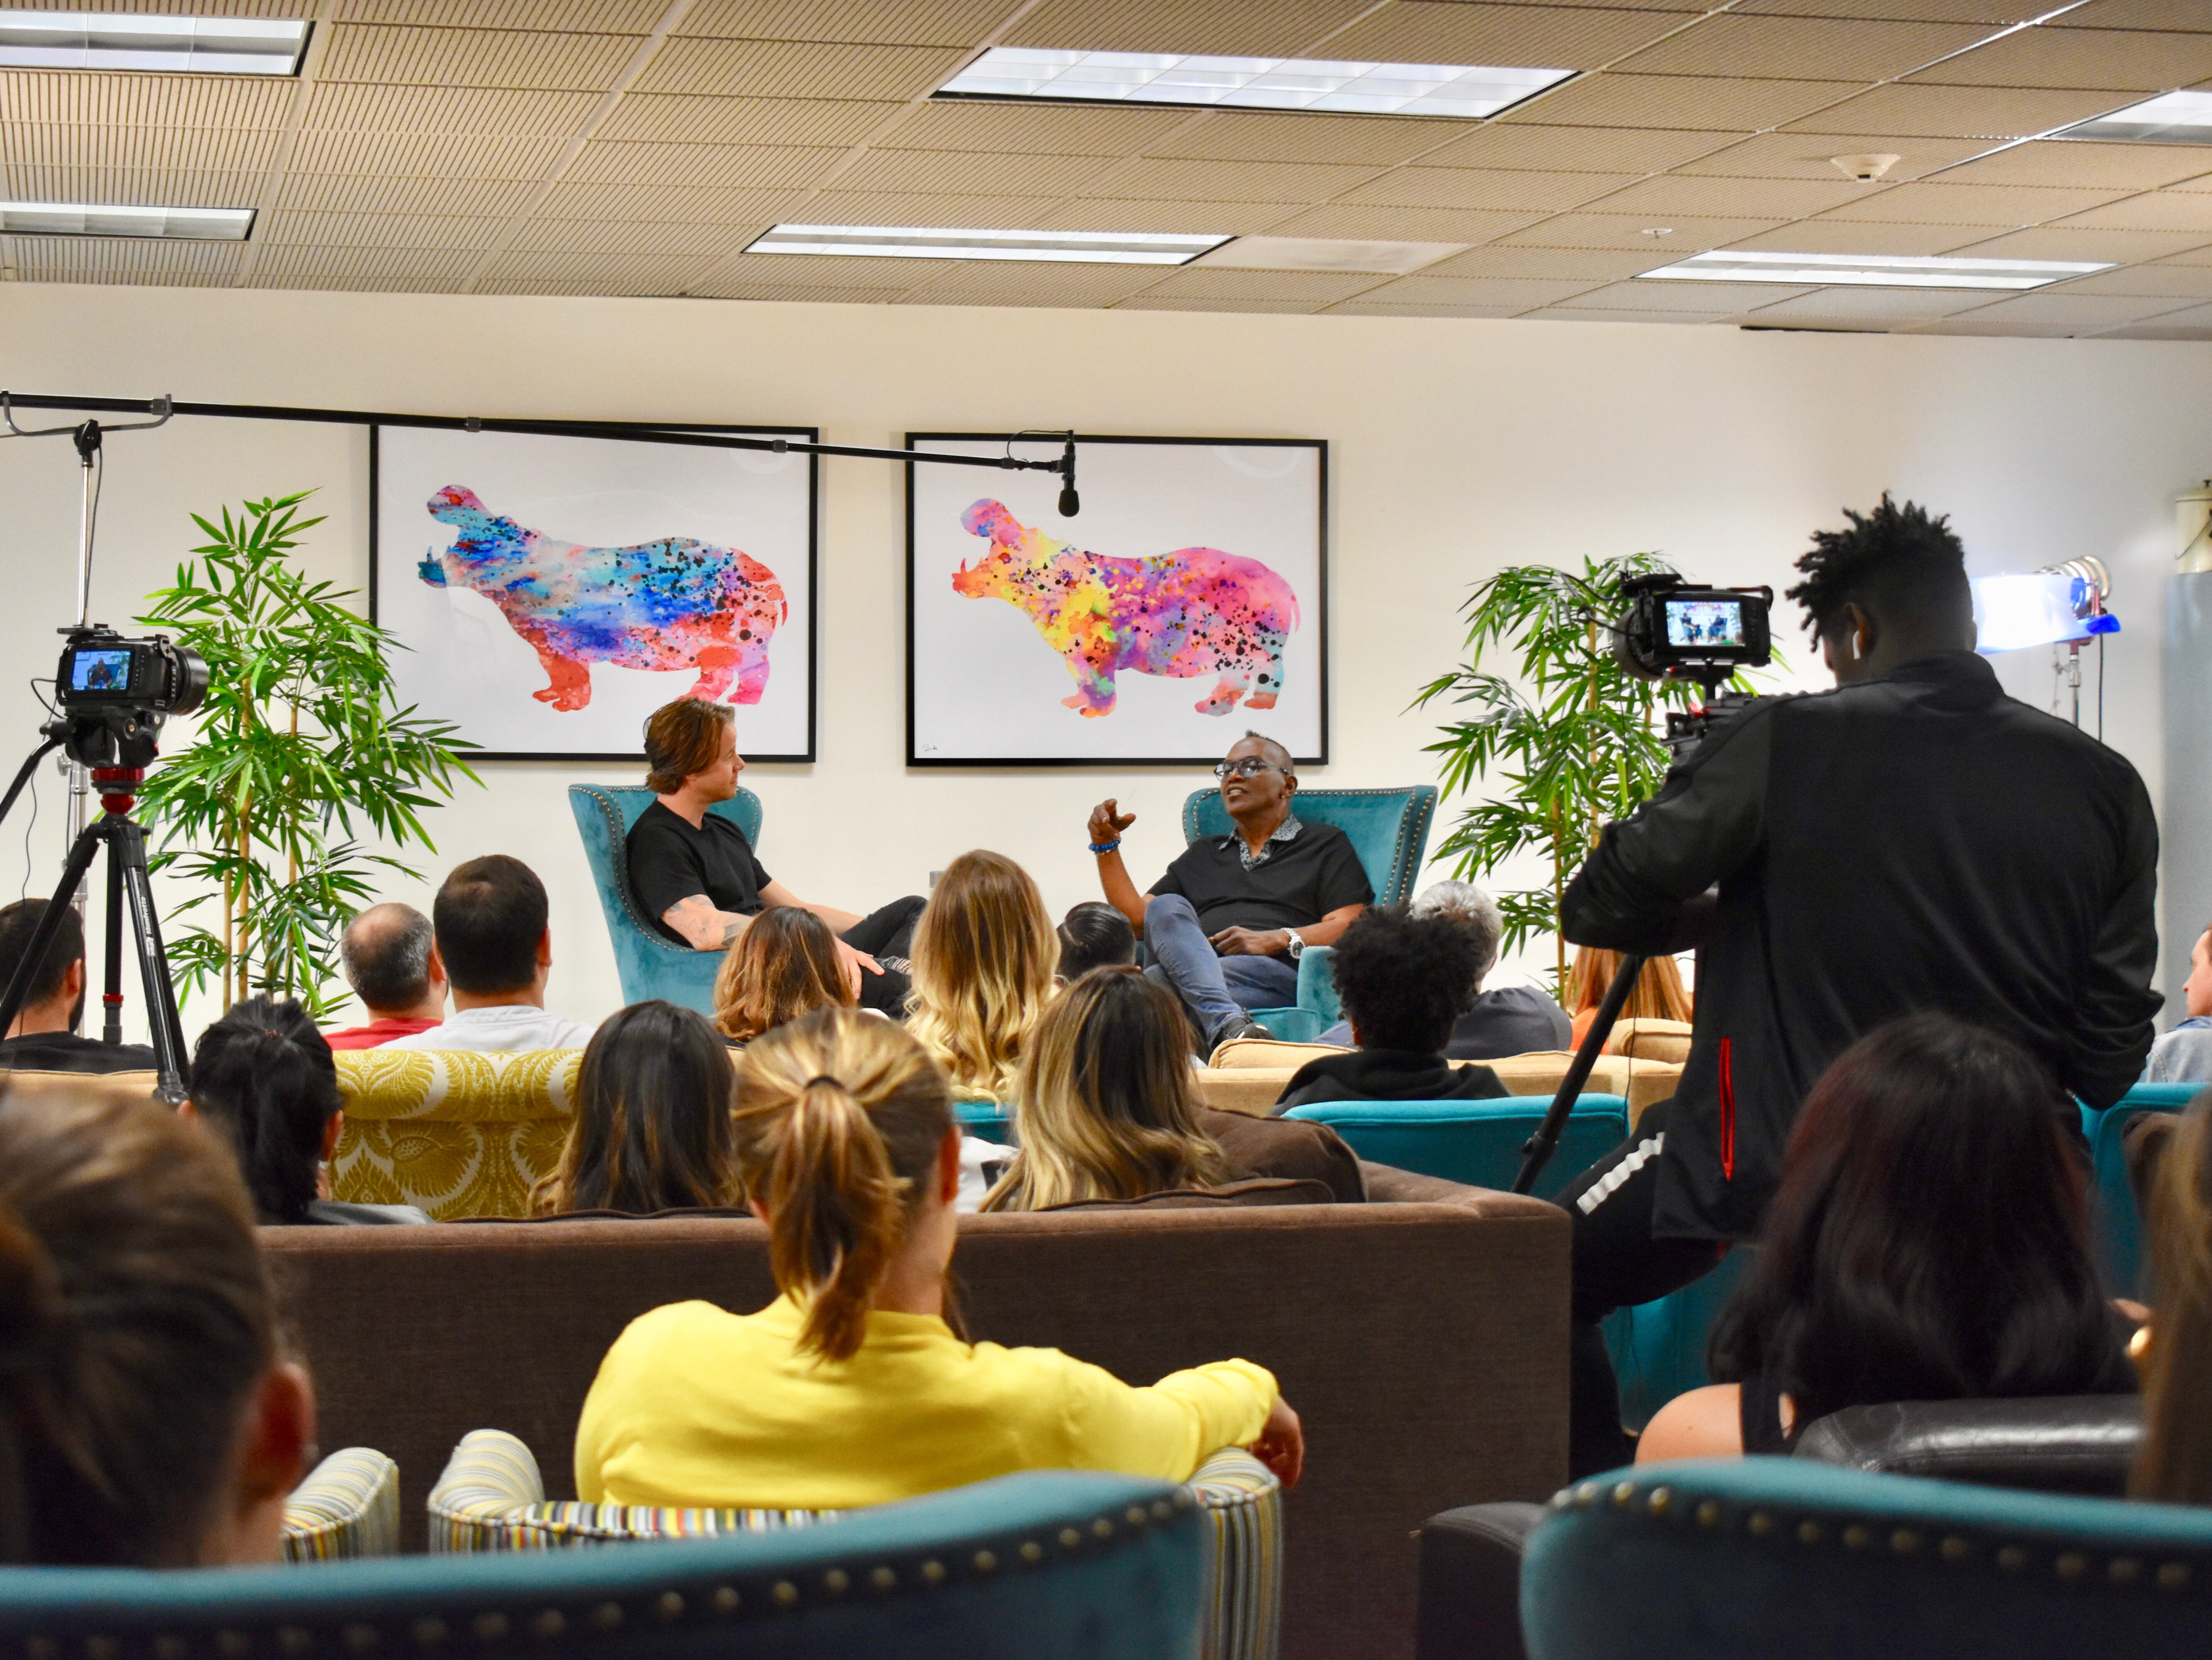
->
[1564,947,1693,1024]
[905,850,1057,1100]
[714,907,853,1044]
[984,968,1231,1212]
[732,1007,954,1364]
[2134,1099,2212,1503]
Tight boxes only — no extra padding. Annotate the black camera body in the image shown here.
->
[51,625,208,769]
[1614,573,1774,684]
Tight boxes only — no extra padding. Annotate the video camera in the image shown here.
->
[1612,573,1775,758]
[51,625,208,769]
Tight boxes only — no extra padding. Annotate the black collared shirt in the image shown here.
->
[1149,818,1372,954]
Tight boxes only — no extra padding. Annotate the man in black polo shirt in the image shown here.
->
[1089,732,1372,1053]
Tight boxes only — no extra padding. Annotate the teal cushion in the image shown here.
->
[1281,1095,1629,1199]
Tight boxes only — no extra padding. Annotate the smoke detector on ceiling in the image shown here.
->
[1831,153,1902,182]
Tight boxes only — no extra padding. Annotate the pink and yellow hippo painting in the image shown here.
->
[420,485,786,712]
[951,500,1299,718]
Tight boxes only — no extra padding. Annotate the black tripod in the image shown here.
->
[0,736,188,1103]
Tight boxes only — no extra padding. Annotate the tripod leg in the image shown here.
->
[103,842,124,1047]
[0,823,106,1046]
[108,820,189,1103]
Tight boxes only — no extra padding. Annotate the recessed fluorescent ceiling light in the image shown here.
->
[0,10,308,73]
[937,47,1573,119]
[1639,249,2111,291]
[0,201,254,239]
[745,224,1229,264]
[1199,236,1467,274]
[2052,89,2212,145]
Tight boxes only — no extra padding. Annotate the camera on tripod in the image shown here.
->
[51,625,208,769]
[1612,573,1775,758]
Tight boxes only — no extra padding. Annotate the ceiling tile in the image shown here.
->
[633,37,969,100]
[286,129,565,176]
[1580,171,1870,215]
[1147,111,1471,167]
[1575,276,1819,306]
[1520,302,1738,320]
[1673,130,1990,178]
[1000,0,1377,57]
[482,249,708,284]
[1933,139,2212,189]
[3,164,267,208]
[3,122,285,172]
[1319,4,1699,68]
[2048,0,2212,27]
[1336,165,1638,210]
[536,180,791,220]
[0,68,293,127]
[2050,190,2212,232]
[695,249,971,285]
[1946,222,2212,258]
[1904,29,2212,90]
[1114,296,1332,312]
[896,261,1157,300]
[1736,283,1995,317]
[1346,272,1609,306]
[2087,299,2212,328]
[1787,83,2128,136]
[474,273,702,295]
[1813,178,2129,222]
[1491,210,1794,247]
[2044,262,2212,296]
[874,99,1191,155]
[1723,216,1992,251]
[1616,15,1990,80]
[318,24,640,90]
[305,83,599,134]
[1731,0,2045,20]
[1262,202,1553,239]
[1419,122,1742,171]
[2094,322,2212,339]
[1924,289,2201,325]
[1323,300,1526,315]
[9,236,244,285]
[278,172,537,214]
[262,208,510,247]
[1134,267,1386,301]
[563,141,842,188]
[247,244,483,282]
[1505,73,1864,130]
[1421,241,1678,276]
[691,279,908,300]
[796,188,1067,226]
[1035,196,1292,232]
[1900,317,2081,332]
[1079,156,1382,202]
[335,0,669,27]
[508,217,754,255]
[677,0,1016,46]
[595,94,900,146]
[834,146,1122,196]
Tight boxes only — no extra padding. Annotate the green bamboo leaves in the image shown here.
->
[134,491,480,1015]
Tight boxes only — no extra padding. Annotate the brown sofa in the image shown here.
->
[265,1175,1567,1660]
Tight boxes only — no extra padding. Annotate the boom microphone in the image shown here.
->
[1057,436,1079,518]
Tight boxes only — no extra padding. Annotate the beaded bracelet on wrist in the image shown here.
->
[1088,839,1121,854]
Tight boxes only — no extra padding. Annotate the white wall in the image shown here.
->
[2,281,2207,1038]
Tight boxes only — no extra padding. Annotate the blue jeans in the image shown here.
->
[1142,893,1299,1048]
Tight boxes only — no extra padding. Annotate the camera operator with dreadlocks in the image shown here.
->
[1551,496,2160,1477]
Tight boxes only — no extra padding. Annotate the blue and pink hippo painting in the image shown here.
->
[952,499,1298,718]
[419,485,786,711]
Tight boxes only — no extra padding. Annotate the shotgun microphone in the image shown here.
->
[1057,436,1079,518]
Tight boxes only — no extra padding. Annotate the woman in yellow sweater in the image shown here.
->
[574,1006,1302,1509]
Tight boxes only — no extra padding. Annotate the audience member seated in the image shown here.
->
[532,1000,738,1216]
[2133,1093,2212,1501]
[1638,1013,2134,1463]
[1317,881,1571,1059]
[907,849,1057,1101]
[712,905,856,1048]
[986,967,1362,1208]
[0,1082,315,1562]
[325,902,448,1050]
[1089,732,1372,1055]
[1565,946,1693,1051]
[1275,907,1510,1111]
[2145,916,2212,1084]
[185,996,430,1227]
[571,1005,1304,1507]
[0,897,158,1074]
[625,697,923,1018]
[1055,900,1136,984]
[388,855,593,1051]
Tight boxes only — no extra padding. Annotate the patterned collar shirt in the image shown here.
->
[1225,813,1302,872]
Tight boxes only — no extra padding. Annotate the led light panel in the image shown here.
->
[0,201,254,239]
[937,47,1573,120]
[745,224,1231,264]
[2052,90,2212,146]
[0,10,308,73]
[1638,249,2111,291]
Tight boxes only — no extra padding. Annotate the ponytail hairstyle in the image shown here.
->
[2134,1096,2212,1503]
[187,996,341,1225]
[713,906,853,1045]
[733,1007,954,1364]
[535,1000,739,1216]
[906,850,1057,1101]
[0,1080,274,1565]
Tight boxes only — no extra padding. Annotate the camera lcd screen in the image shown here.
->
[69,649,133,695]
[1665,598,1745,649]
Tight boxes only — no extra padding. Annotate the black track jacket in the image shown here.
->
[1562,650,2160,1243]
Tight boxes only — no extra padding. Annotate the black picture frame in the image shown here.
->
[904,432,1329,769]
[370,420,820,764]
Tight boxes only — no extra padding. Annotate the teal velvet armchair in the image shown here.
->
[1179,786,1438,1043]
[1282,1096,1629,1201]
[569,785,763,1018]
[0,1470,1205,1660]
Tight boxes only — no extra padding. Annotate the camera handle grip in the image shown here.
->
[1514,952,1649,1196]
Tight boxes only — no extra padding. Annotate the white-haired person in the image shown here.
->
[1316,881,1570,1059]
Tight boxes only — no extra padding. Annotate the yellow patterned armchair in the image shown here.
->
[330,1050,583,1220]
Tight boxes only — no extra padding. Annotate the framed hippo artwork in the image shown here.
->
[905,434,1326,767]
[371,423,816,762]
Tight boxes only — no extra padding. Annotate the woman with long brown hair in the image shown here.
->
[1565,946,1693,1050]
[572,1007,1303,1508]
[984,968,1233,1212]
[532,1000,739,1215]
[2131,1097,2212,1502]
[713,905,855,1047]
[905,850,1058,1100]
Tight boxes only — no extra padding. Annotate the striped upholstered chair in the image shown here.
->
[430,1430,1282,1660]
[281,1447,401,1562]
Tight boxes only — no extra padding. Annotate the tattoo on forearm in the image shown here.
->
[719,920,742,947]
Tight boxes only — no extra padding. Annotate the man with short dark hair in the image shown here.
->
[1553,496,2161,1475]
[1089,731,1372,1054]
[0,897,159,1073]
[387,856,594,1051]
[326,903,449,1050]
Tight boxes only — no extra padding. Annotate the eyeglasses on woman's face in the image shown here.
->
[1213,758,1283,781]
